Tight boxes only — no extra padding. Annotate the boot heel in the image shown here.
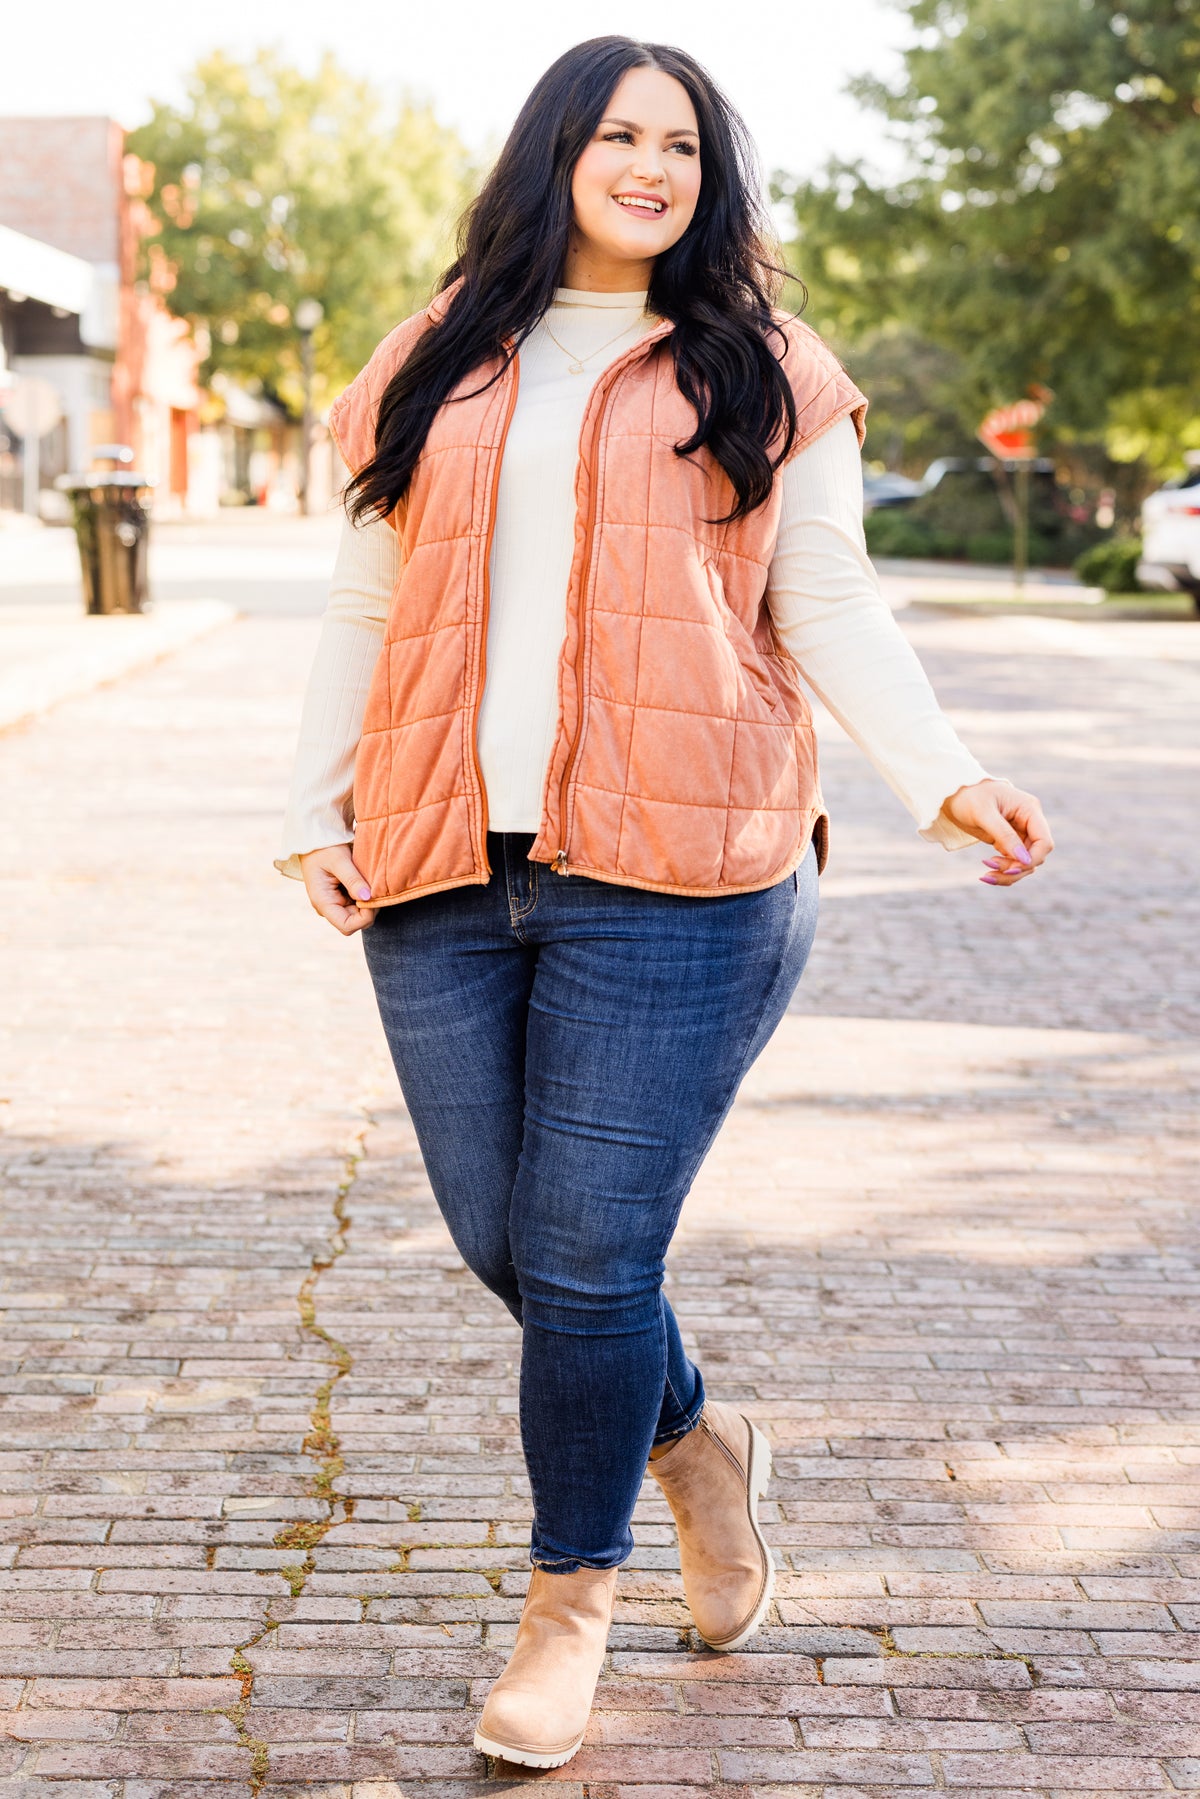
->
[707,1415,775,1652]
[748,1420,773,1502]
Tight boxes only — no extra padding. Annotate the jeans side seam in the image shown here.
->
[653,1380,704,1446]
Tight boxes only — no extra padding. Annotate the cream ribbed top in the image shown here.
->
[478,289,658,826]
[276,288,989,878]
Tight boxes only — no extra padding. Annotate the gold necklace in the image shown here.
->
[540,310,646,375]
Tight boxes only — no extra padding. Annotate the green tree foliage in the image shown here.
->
[779,0,1200,478]
[835,324,977,473]
[128,50,476,414]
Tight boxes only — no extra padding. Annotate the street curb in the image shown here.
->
[0,598,238,733]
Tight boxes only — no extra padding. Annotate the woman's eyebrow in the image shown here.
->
[599,116,700,138]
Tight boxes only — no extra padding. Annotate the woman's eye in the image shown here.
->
[600,131,697,155]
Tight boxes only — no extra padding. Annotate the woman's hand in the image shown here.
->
[939,778,1055,887]
[299,844,377,934]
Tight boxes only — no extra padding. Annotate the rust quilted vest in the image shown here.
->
[328,282,867,907]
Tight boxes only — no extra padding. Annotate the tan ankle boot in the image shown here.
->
[648,1399,774,1651]
[473,1564,618,1768]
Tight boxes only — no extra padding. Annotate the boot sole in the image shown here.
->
[473,1726,585,1768]
[701,1419,776,1653]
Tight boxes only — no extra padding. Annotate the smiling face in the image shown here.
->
[564,65,702,291]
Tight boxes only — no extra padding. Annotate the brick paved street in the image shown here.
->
[2,560,1199,1793]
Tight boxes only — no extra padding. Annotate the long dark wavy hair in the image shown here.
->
[347,36,804,528]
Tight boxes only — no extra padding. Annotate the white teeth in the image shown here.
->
[614,195,664,214]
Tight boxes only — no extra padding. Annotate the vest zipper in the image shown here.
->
[472,352,521,876]
[551,382,613,875]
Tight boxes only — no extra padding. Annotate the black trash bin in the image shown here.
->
[57,452,153,615]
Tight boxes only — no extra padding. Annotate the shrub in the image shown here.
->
[864,510,938,558]
[963,530,1063,566]
[1074,537,1143,594]
[865,473,1108,568]
[964,531,1015,564]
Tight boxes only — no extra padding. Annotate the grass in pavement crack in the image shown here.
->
[272,1102,375,1582]
[225,1098,376,1794]
[220,1641,272,1793]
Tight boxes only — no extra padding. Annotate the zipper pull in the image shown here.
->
[552,849,568,875]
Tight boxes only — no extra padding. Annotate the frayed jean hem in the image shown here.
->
[651,1389,705,1448]
[528,1548,629,1573]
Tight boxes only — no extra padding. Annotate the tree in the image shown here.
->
[778,0,1200,480]
[127,50,476,416]
[832,324,977,474]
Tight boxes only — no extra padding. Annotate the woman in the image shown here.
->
[277,36,1053,1770]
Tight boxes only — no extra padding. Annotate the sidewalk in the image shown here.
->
[0,506,339,733]
[1,599,1197,1791]
[874,556,1103,610]
[0,600,235,733]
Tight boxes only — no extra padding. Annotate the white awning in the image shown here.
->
[209,372,288,428]
[0,224,94,317]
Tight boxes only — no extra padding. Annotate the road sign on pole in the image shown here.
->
[977,398,1045,462]
[0,375,62,439]
[0,376,63,517]
[977,393,1051,591]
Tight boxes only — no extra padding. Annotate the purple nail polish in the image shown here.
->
[1014,845,1032,866]
[981,874,999,885]
[357,887,371,901]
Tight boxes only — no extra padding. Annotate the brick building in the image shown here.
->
[0,116,202,514]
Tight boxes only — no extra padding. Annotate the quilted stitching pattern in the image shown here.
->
[328,286,867,908]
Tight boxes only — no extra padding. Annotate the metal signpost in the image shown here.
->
[0,375,62,517]
[295,297,324,516]
[977,393,1051,591]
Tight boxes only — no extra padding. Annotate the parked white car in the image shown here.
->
[1139,452,1200,609]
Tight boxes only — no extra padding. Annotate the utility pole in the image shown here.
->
[1013,460,1030,593]
[295,298,324,516]
[978,392,1051,594]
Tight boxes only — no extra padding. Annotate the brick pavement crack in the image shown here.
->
[222,1092,377,1795]
[218,1646,271,1794]
[275,1095,377,1574]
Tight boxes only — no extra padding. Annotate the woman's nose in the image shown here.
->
[629,152,666,185]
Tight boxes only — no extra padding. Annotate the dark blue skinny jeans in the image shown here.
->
[362,832,819,1570]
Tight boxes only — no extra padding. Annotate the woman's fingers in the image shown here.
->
[979,789,1055,887]
[988,817,1034,870]
[937,779,1054,889]
[1019,802,1055,867]
[314,877,376,934]
[300,845,377,934]
[321,845,374,905]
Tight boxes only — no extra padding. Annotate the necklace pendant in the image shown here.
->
[567,358,585,375]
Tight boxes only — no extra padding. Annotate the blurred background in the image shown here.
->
[1,0,1196,600]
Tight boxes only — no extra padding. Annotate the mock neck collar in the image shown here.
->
[551,285,650,308]
[425,276,673,344]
